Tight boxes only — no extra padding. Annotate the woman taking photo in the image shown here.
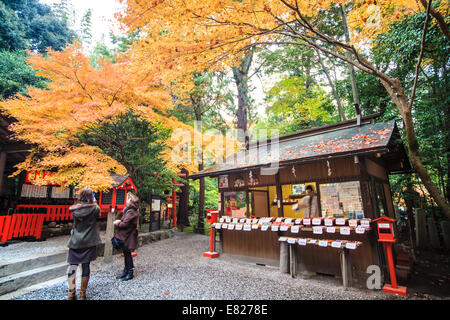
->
[113,193,139,281]
[67,188,101,300]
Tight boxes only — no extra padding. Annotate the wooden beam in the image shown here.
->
[275,172,284,217]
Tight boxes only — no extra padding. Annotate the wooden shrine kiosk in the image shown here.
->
[97,174,138,218]
[189,114,411,282]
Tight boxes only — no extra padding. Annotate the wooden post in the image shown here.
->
[179,168,190,231]
[148,190,152,232]
[172,180,177,229]
[103,207,115,263]
[405,178,417,262]
[246,189,250,217]
[440,220,450,251]
[275,172,284,217]
[427,216,440,249]
[279,242,289,273]
[414,208,427,248]
[289,244,297,278]
[340,248,352,289]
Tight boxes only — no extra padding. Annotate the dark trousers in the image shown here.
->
[123,250,134,271]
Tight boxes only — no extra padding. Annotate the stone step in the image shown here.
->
[0,250,67,278]
[0,261,67,296]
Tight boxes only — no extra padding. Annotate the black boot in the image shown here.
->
[121,269,134,281]
[116,267,128,280]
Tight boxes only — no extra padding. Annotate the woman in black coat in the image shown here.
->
[113,193,139,281]
[67,188,101,300]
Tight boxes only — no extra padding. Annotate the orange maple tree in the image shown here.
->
[117,0,450,217]
[0,42,240,191]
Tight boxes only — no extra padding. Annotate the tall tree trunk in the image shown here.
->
[304,51,313,90]
[445,103,450,203]
[194,106,205,234]
[418,0,450,41]
[405,175,417,262]
[380,77,450,218]
[178,167,190,231]
[278,0,450,217]
[232,53,253,149]
[442,64,450,201]
[340,5,360,110]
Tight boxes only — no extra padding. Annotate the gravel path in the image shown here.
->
[6,232,404,300]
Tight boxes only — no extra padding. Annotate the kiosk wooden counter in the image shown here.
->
[189,114,411,280]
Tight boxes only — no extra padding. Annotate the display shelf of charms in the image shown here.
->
[212,216,372,236]
[278,236,363,250]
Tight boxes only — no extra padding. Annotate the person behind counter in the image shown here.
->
[293,185,319,218]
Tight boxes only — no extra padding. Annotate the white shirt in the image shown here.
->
[299,194,319,218]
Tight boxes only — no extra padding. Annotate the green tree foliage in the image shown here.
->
[78,111,173,202]
[0,2,26,51]
[171,72,233,135]
[0,0,76,101]
[337,12,450,210]
[257,41,343,134]
[262,76,335,135]
[2,0,76,54]
[90,41,117,68]
[189,177,219,227]
[0,50,47,100]
[79,8,92,47]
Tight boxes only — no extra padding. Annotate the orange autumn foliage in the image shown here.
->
[117,0,444,86]
[0,42,241,191]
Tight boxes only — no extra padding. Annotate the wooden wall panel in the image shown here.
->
[221,229,280,260]
[365,158,388,181]
[218,158,360,191]
[280,158,360,185]
[258,172,276,186]
[360,180,375,219]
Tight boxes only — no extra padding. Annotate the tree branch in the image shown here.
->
[409,0,433,109]
[418,0,450,41]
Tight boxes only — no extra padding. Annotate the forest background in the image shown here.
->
[0,0,448,232]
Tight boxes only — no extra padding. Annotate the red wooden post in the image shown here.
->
[0,216,11,242]
[150,172,185,229]
[203,225,219,258]
[384,242,398,288]
[203,210,219,258]
[7,213,17,240]
[34,213,45,239]
[373,216,407,296]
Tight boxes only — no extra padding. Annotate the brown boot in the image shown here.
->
[79,276,89,300]
[68,277,77,300]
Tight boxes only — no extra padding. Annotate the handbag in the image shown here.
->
[111,236,124,249]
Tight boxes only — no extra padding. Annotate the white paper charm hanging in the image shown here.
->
[327,160,332,176]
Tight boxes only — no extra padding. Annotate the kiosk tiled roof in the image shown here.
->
[189,116,410,179]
